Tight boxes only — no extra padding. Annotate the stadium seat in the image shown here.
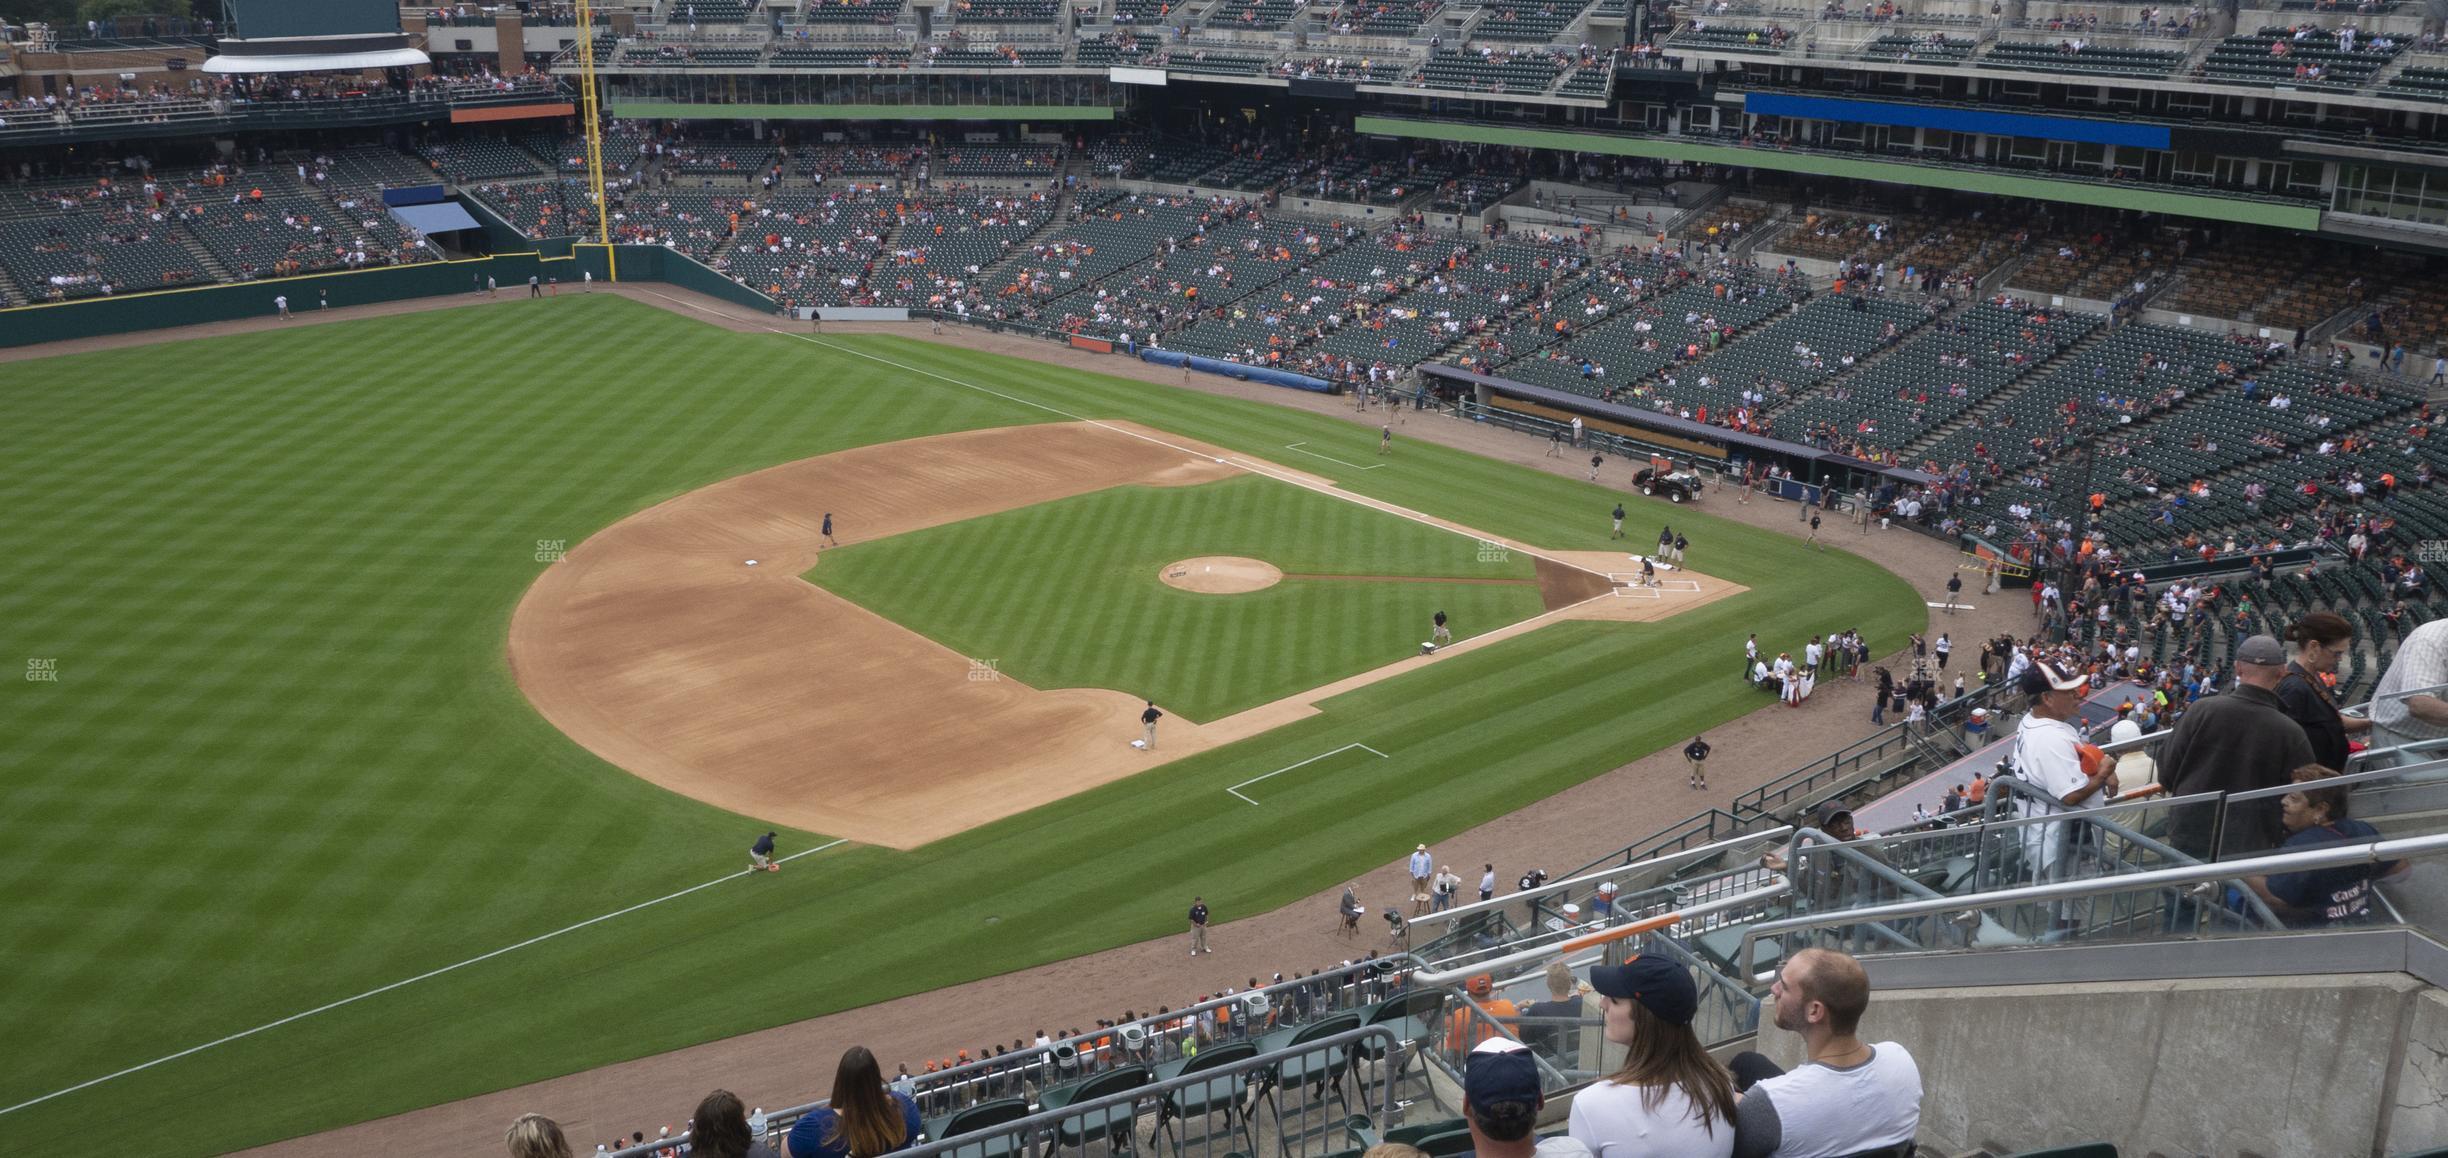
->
[1044,1063,1152,1153]
[1256,1011,1365,1143]
[1383,1117,1466,1146]
[925,1097,1033,1158]
[1150,1039,1261,1153]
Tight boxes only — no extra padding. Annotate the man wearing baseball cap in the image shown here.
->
[1464,1037,1592,1158]
[1727,948,1921,1158]
[1568,957,1738,1157]
[2009,658,2117,893]
[2159,634,2317,858]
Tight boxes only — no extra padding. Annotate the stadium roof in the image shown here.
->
[203,46,428,73]
[389,201,481,235]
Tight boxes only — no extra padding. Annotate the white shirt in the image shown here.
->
[2012,711,2091,809]
[1536,1137,1596,1158]
[1569,1077,1736,1158]
[1742,1043,1921,1158]
[2373,619,2448,751]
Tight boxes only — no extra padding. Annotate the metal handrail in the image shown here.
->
[1416,824,1795,928]
[1411,881,1792,985]
[687,954,1424,1149]
[1731,831,2448,982]
[608,1024,1406,1158]
[2226,754,2448,803]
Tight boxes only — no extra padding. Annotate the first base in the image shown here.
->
[1131,739,1147,749]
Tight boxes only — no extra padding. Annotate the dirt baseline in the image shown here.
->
[507,420,1743,848]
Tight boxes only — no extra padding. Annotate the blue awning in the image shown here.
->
[389,201,481,235]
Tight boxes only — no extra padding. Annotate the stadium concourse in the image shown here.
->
[214,290,2035,1158]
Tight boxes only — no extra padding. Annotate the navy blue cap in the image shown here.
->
[1588,956,1699,1026]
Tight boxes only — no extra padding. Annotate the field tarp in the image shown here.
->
[1139,347,1334,393]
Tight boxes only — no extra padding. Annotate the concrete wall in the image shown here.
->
[2393,988,2448,1155]
[1752,973,2446,1157]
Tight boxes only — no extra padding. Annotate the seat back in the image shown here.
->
[1365,989,1448,1025]
[940,1097,1032,1139]
[1291,1011,1364,1045]
[1078,1063,1152,1100]
[1183,1039,1259,1075]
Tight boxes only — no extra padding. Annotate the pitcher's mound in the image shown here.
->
[1160,556,1283,594]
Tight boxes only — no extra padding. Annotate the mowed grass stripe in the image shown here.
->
[0,296,1919,1152]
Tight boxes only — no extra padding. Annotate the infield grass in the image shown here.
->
[809,476,1545,719]
[0,294,1923,1153]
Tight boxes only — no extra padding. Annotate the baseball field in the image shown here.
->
[0,292,1923,1153]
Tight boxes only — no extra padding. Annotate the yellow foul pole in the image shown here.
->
[576,0,616,282]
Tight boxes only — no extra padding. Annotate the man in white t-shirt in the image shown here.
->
[1468,1037,1594,1158]
[2011,659,2115,884]
[1728,948,1920,1158]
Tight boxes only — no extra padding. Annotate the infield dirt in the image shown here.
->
[508,418,1740,848]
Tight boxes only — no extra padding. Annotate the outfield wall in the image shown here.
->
[0,256,552,349]
[0,246,777,350]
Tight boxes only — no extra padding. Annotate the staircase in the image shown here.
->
[1899,325,2114,460]
[173,231,233,283]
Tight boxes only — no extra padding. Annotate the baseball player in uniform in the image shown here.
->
[1432,610,1451,646]
[1141,700,1163,749]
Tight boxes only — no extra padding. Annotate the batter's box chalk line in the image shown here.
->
[1227,743,1390,805]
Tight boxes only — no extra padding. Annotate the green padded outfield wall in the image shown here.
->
[0,255,551,349]
[1352,116,2325,231]
[570,245,782,315]
[0,247,774,349]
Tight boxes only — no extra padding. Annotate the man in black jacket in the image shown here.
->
[2161,635,2317,859]
[1686,735,1713,790]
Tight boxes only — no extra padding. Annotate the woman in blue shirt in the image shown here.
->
[2245,765,2410,927]
[785,1047,924,1158]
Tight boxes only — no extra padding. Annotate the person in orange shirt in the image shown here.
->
[1967,773,1989,805]
[1446,974,1517,1051]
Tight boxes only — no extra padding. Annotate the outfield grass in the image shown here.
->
[810,476,1545,719]
[0,294,1923,1152]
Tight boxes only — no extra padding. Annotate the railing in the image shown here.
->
[1559,807,1783,880]
[1414,874,1794,984]
[1390,824,1794,962]
[611,1022,1409,1158]
[1731,830,2448,983]
[1729,681,2003,820]
[626,954,1423,1157]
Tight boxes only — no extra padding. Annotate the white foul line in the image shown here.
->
[1228,743,1390,805]
[1282,441,1386,471]
[0,837,851,1120]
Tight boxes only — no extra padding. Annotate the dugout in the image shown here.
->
[1418,363,1937,499]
